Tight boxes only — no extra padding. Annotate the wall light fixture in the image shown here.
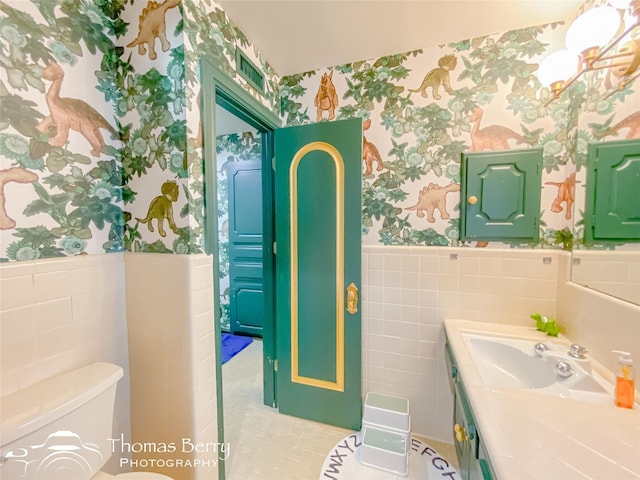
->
[537,0,640,105]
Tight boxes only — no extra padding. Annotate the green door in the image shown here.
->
[460,148,542,242]
[227,160,264,336]
[275,118,362,430]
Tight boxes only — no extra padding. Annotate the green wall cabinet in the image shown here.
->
[460,149,542,242]
[584,139,640,243]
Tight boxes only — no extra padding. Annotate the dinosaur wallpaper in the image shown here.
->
[0,1,124,260]
[281,17,640,250]
[0,0,278,261]
[1,0,638,263]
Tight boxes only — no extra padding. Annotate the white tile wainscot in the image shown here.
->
[0,253,131,473]
[361,246,560,442]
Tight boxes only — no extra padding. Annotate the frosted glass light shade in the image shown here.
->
[537,50,579,86]
[608,0,632,9]
[566,6,620,54]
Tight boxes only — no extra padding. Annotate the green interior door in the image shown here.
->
[227,160,264,337]
[275,118,362,430]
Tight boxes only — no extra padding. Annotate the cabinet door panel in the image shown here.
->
[585,139,640,243]
[461,149,542,241]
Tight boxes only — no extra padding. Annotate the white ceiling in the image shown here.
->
[217,0,583,76]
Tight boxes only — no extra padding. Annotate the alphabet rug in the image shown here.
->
[319,433,459,479]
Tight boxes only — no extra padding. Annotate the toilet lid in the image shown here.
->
[115,473,174,480]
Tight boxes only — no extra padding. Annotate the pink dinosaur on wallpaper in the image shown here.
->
[362,118,386,175]
[127,0,181,60]
[0,167,38,230]
[405,182,460,223]
[468,108,530,152]
[597,111,640,140]
[314,71,339,121]
[545,172,578,221]
[37,63,115,157]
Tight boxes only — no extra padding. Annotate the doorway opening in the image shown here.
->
[202,58,364,479]
[215,102,265,338]
[200,58,280,480]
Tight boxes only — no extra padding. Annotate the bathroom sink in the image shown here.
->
[464,336,557,389]
[461,333,611,404]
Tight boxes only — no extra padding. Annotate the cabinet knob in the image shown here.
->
[468,196,478,205]
[454,423,468,443]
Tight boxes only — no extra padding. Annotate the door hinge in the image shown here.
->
[272,156,275,171]
[273,241,277,254]
[273,359,278,372]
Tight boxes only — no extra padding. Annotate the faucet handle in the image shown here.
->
[534,342,551,356]
[568,344,588,359]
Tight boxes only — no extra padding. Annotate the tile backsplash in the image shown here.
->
[362,246,561,441]
[1,245,638,459]
[0,253,131,472]
[571,249,640,305]
[124,253,218,480]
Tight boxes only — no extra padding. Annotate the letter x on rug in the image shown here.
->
[221,333,253,364]
[320,433,460,479]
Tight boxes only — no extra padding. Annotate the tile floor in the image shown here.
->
[221,338,458,480]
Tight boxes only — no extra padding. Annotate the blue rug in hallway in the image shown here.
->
[221,333,253,364]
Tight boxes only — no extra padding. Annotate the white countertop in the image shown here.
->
[444,319,640,480]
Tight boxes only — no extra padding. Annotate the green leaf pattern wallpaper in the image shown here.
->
[1,0,638,262]
[1,0,124,260]
[0,0,278,261]
[280,21,639,249]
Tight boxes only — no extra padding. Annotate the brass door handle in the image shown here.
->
[347,283,358,314]
[468,196,478,205]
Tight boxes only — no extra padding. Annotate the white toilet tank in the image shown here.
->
[1,362,124,480]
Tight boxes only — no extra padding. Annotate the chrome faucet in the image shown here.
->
[555,361,574,377]
[533,343,551,356]
[567,344,588,359]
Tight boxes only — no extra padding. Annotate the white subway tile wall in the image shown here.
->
[124,253,218,480]
[2,247,638,476]
[361,246,561,442]
[571,249,640,305]
[191,254,219,480]
[557,252,640,378]
[0,254,131,472]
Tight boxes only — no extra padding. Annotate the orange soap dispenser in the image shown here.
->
[613,350,635,409]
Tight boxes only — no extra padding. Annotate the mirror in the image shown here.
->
[570,85,640,305]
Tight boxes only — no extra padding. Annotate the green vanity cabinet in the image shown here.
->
[445,342,496,480]
[584,139,640,243]
[460,149,542,242]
